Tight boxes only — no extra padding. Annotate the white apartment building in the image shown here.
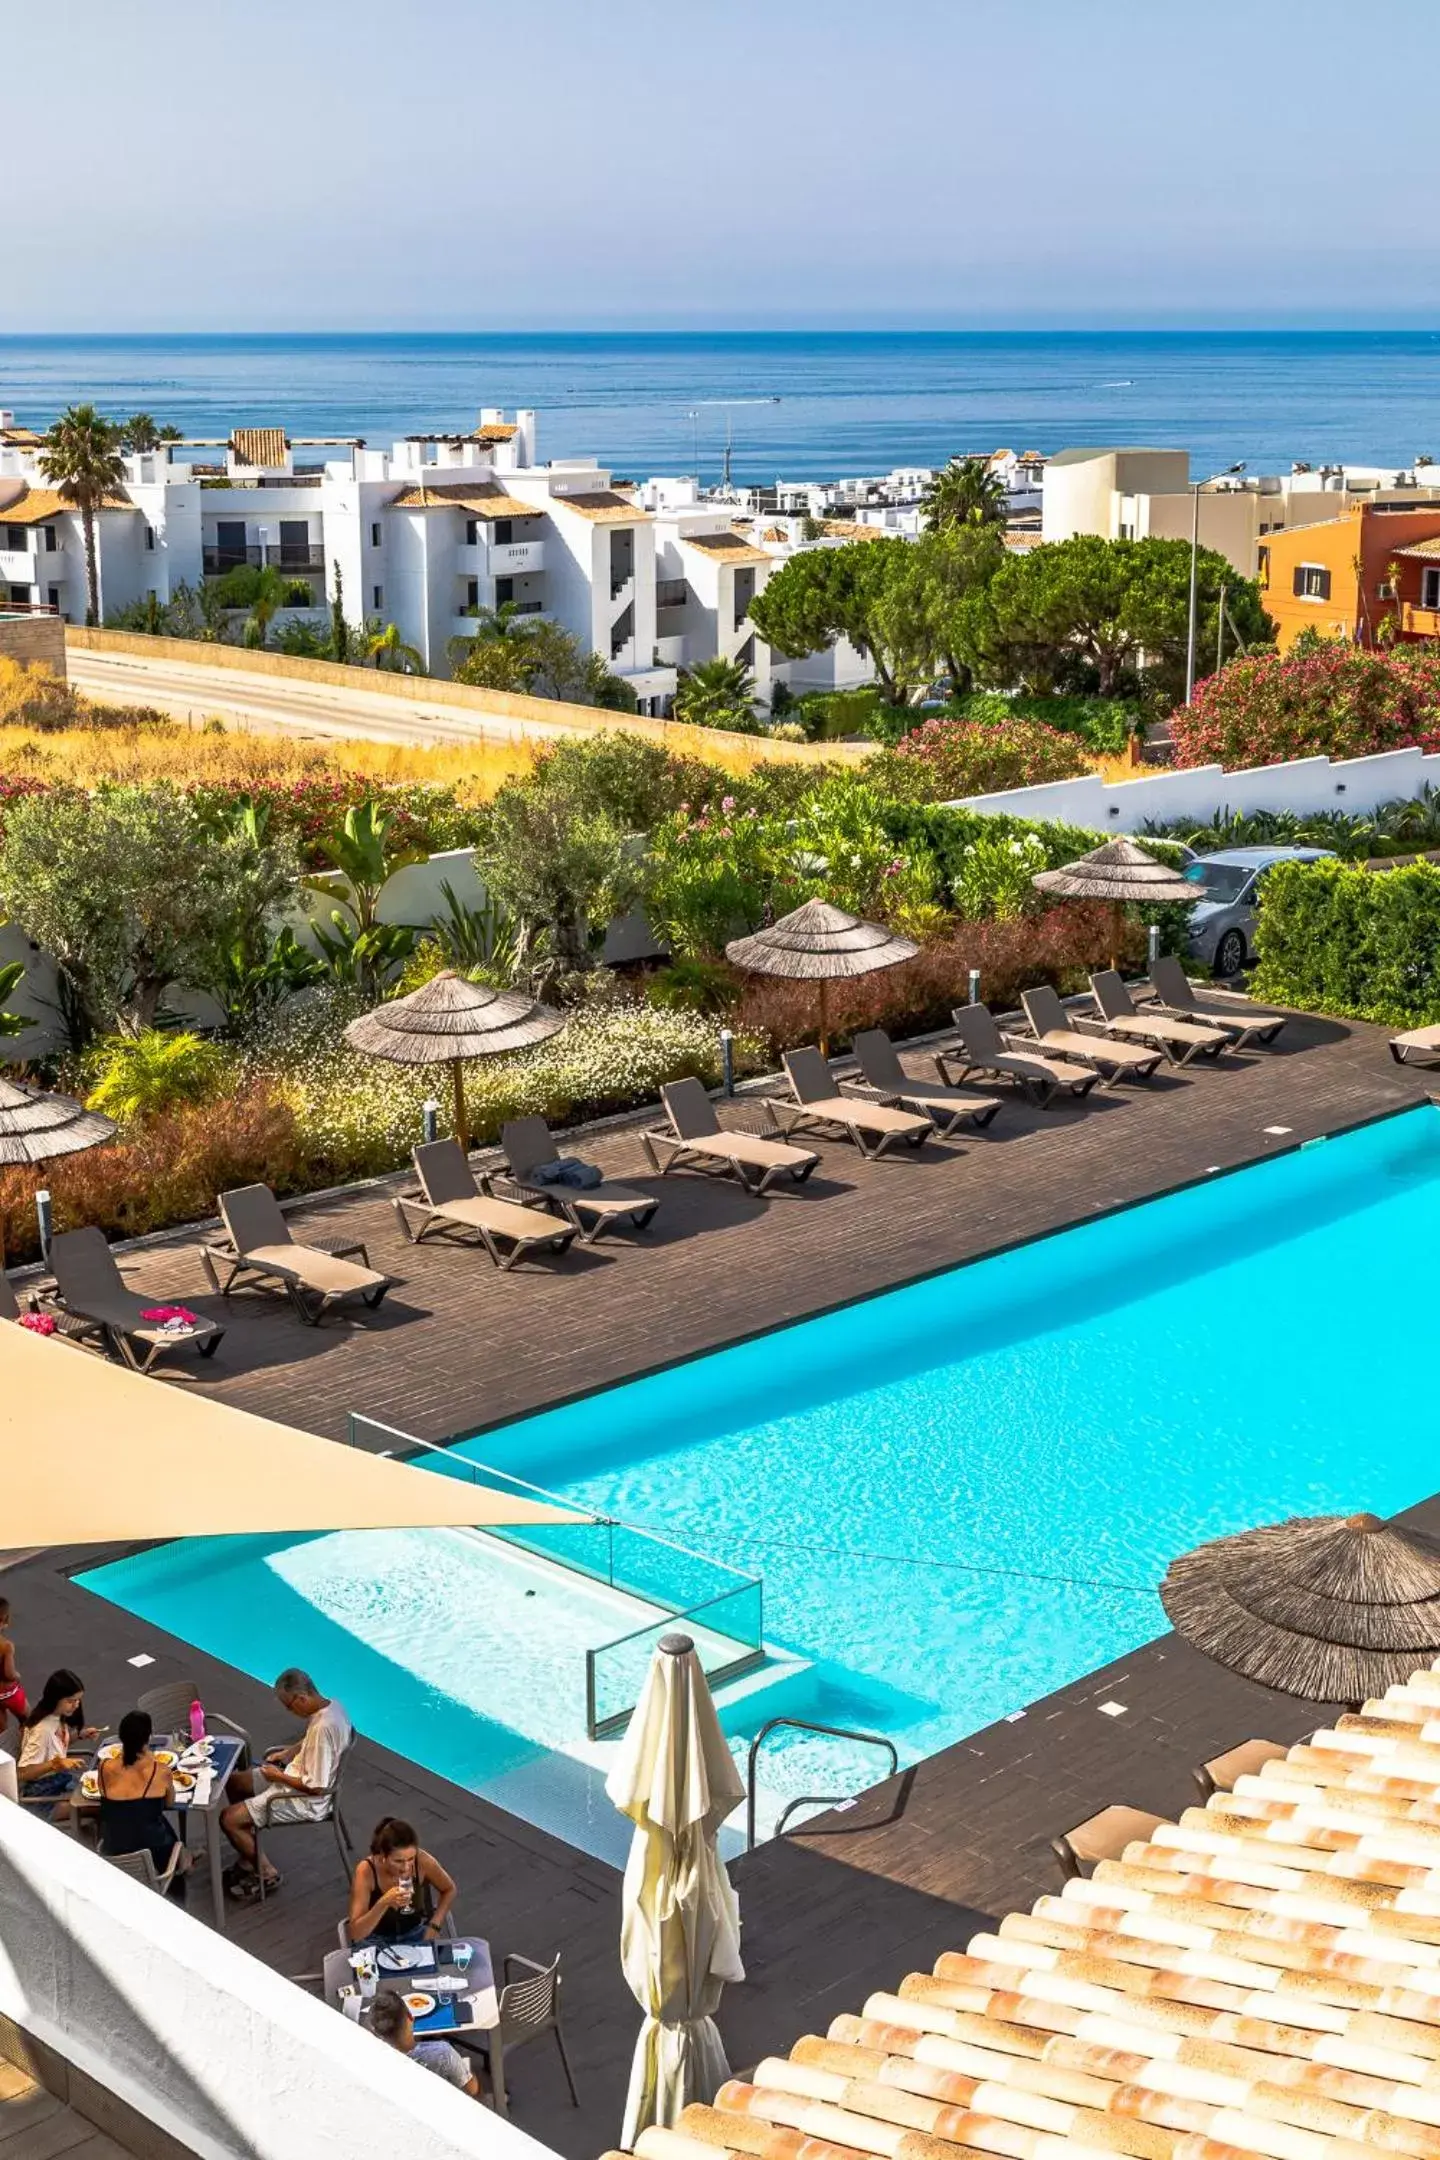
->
[0,408,675,709]
[1041,444,1440,579]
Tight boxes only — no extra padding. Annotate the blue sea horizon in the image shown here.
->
[2,327,1437,483]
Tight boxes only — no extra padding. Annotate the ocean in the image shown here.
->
[2,330,1438,485]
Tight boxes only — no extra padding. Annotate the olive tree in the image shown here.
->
[0,785,300,1045]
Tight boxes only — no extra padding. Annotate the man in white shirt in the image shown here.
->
[221,1669,351,1897]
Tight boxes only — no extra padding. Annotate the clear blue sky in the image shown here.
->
[4,0,1427,331]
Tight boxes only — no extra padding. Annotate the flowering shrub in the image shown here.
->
[646,799,772,958]
[245,987,764,1179]
[191,777,486,865]
[0,1079,307,1265]
[953,830,1050,920]
[872,715,1092,803]
[1171,645,1440,770]
[734,902,1138,1049]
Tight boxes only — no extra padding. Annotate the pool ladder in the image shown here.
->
[745,1716,900,1850]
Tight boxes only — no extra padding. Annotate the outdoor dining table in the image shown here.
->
[324,1935,499,2063]
[70,1731,246,1933]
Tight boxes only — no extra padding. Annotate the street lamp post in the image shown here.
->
[1184,462,1245,707]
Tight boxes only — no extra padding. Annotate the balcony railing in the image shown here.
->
[1401,601,1440,637]
[656,578,689,610]
[202,543,325,575]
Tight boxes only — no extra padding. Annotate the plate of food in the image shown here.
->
[151,1749,178,1769]
[97,1742,121,1762]
[402,1993,436,2019]
[79,1770,100,1800]
[172,1769,197,1794]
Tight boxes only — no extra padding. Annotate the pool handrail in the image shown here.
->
[746,1716,900,1850]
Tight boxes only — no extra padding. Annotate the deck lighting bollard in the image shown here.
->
[967,967,981,1006]
[422,1099,440,1144]
[720,1027,735,1097]
[1147,923,1160,969]
[35,1189,52,1270]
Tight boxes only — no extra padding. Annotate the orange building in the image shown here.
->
[1259,503,1440,651]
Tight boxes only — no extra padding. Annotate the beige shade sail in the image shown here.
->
[607,1631,746,2145]
[0,1321,587,1546]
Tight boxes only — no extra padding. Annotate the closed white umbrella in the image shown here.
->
[606,1631,746,2144]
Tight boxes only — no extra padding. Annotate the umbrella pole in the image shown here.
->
[817,978,829,1059]
[452,1061,469,1155]
[1111,900,1124,974]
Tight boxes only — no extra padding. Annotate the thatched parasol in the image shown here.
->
[1032,837,1195,970]
[344,971,565,1151]
[0,1077,118,1267]
[1160,1511,1440,1707]
[725,900,918,1054]
[0,1078,116,1167]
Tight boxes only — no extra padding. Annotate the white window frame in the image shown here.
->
[1422,566,1440,611]
[1296,563,1330,600]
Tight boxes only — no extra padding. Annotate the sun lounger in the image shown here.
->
[1089,969,1228,1065]
[206,1185,393,1322]
[765,1046,933,1159]
[496,1116,657,1244]
[0,1270,100,1349]
[49,1227,224,1373]
[1019,985,1164,1086]
[393,1140,578,1269]
[1390,1022,1440,1068]
[1140,954,1287,1048]
[1052,1804,1166,1881]
[639,1077,819,1195]
[937,1003,1100,1107]
[849,1030,1002,1138]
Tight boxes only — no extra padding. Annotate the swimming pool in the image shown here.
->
[81,1105,1440,1862]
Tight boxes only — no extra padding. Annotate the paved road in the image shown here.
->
[66,647,582,750]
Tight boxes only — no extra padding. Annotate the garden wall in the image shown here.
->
[0,613,66,677]
[0,1796,551,2160]
[955,744,1440,830]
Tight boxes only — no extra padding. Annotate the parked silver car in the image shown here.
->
[1182,845,1334,977]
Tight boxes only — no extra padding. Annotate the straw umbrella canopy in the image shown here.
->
[606,1632,746,2144]
[0,1077,117,1268]
[1160,1511,1440,1707]
[725,899,918,1054]
[0,1077,115,1168]
[1032,837,1195,970]
[344,970,565,1151]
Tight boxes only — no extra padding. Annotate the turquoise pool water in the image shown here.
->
[81,1106,1440,1857]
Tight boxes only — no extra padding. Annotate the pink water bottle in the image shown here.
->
[188,1698,205,1743]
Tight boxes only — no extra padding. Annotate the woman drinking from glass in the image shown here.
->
[347,1816,455,1946]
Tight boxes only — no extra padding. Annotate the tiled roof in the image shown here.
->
[550,490,653,523]
[230,427,288,466]
[385,481,543,519]
[1391,536,1440,561]
[475,422,518,442]
[603,1661,1440,2160]
[0,427,42,447]
[682,529,771,564]
[0,487,135,524]
[822,520,889,541]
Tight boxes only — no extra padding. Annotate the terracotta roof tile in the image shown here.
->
[604,1660,1440,2160]
[550,489,653,523]
[0,487,135,524]
[385,480,543,518]
[682,529,771,564]
[229,427,288,466]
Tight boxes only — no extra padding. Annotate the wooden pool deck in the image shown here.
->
[5,1008,1433,2156]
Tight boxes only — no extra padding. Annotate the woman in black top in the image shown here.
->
[347,1816,456,1946]
[98,1710,183,1889]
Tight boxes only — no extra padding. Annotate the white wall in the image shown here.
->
[955,744,1440,830]
[0,1798,555,2160]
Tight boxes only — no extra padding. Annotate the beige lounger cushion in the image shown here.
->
[1103,1012,1227,1050]
[1035,1026,1158,1070]
[425,1195,568,1242]
[702,1129,815,1171]
[223,1242,386,1297]
[791,1093,929,1136]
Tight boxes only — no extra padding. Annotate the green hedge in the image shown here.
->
[1253,857,1440,1025]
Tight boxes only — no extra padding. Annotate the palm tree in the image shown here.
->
[922,456,1007,532]
[119,413,162,453]
[364,620,426,674]
[39,404,126,625]
[673,656,761,732]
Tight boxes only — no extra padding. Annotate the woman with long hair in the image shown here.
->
[97,1710,186,1890]
[347,1817,455,1946]
[18,1669,95,1814]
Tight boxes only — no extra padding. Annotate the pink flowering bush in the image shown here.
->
[872,716,1092,804]
[1171,645,1440,770]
